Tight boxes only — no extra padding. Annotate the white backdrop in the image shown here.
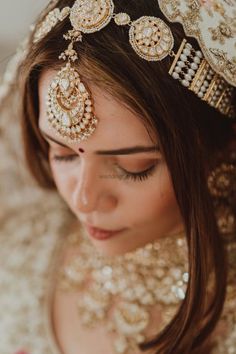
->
[0,0,49,73]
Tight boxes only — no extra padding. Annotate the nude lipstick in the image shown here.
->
[84,224,126,241]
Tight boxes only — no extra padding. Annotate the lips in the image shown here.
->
[84,223,126,241]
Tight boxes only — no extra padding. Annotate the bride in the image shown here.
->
[0,0,235,353]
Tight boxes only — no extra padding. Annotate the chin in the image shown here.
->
[88,238,130,257]
[88,233,152,258]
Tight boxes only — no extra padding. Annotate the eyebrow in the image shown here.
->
[41,131,160,155]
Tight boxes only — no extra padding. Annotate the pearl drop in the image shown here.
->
[180,54,187,62]
[188,68,195,76]
[198,92,204,98]
[200,86,206,93]
[196,51,203,58]
[182,80,190,87]
[194,56,201,64]
[175,66,182,73]
[185,43,192,49]
[203,80,209,87]
[177,61,185,68]
[172,72,180,79]
[191,62,198,70]
[184,74,192,81]
[183,48,191,56]
[207,74,212,80]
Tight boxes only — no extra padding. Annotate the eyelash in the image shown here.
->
[52,154,157,182]
[116,164,156,182]
[52,154,78,162]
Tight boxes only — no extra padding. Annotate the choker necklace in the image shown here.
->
[58,229,189,354]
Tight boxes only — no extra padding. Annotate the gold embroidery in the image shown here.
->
[158,0,236,86]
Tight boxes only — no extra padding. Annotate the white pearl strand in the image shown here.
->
[171,42,234,117]
[172,42,203,88]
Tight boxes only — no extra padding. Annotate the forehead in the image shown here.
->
[38,70,155,149]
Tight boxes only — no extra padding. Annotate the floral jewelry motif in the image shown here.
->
[210,48,236,79]
[33,7,70,44]
[209,21,234,45]
[70,0,114,33]
[207,163,236,198]
[47,63,98,142]
[129,17,174,61]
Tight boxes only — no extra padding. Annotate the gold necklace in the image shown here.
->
[58,229,189,354]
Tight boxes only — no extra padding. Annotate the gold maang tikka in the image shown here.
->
[34,6,101,143]
[33,0,235,142]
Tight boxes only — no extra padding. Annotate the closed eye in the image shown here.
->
[51,154,78,162]
[51,154,158,182]
[114,163,158,182]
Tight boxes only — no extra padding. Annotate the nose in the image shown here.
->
[72,161,117,213]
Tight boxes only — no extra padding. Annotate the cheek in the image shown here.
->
[50,163,75,202]
[125,165,180,225]
[151,171,178,214]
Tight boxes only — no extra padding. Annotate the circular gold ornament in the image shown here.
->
[47,63,98,142]
[129,16,174,61]
[207,163,236,198]
[70,0,114,33]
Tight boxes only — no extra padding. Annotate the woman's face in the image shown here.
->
[39,70,184,256]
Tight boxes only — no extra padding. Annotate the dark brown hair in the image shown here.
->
[19,0,235,353]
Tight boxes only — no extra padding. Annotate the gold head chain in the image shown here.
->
[33,0,235,143]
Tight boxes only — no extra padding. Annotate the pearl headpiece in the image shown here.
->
[32,0,236,142]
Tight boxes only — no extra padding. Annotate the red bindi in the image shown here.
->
[78,148,85,153]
